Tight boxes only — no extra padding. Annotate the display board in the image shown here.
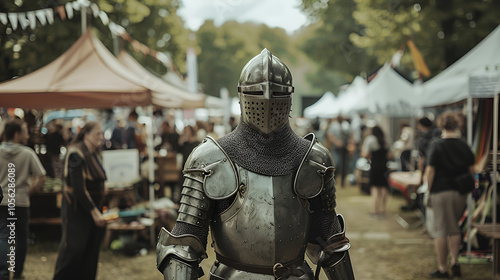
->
[101,149,141,188]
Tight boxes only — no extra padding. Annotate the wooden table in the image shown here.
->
[474,224,500,279]
[103,221,147,248]
[29,190,62,225]
[106,185,137,209]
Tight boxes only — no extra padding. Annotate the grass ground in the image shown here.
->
[19,184,493,280]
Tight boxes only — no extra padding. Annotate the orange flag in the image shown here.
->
[407,38,430,77]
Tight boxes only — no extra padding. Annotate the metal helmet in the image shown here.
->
[238,48,294,135]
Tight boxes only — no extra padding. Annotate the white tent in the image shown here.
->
[361,64,422,117]
[303,91,338,118]
[418,25,500,251]
[420,25,500,106]
[338,76,368,117]
[117,51,224,109]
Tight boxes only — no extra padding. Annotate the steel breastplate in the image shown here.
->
[210,168,311,268]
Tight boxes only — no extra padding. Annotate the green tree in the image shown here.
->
[195,20,296,97]
[0,1,81,82]
[413,0,500,74]
[299,0,500,81]
[97,0,188,76]
[298,0,379,80]
[0,0,187,83]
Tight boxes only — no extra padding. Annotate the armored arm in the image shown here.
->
[156,137,239,280]
[156,175,210,280]
[305,168,354,280]
[307,214,354,280]
[296,135,354,280]
[156,228,206,280]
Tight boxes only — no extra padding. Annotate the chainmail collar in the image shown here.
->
[217,122,311,176]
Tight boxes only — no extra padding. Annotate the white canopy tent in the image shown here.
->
[338,76,368,117]
[420,25,500,107]
[418,25,500,260]
[361,63,422,118]
[303,91,338,118]
[117,50,223,109]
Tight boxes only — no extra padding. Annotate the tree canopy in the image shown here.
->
[0,0,187,82]
[299,0,500,81]
[1,0,499,111]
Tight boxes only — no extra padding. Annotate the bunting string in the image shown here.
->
[0,0,91,31]
[1,0,185,80]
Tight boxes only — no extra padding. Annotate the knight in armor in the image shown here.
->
[156,49,355,280]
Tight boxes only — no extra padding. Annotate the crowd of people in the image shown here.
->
[0,108,236,280]
[310,110,476,278]
[0,104,477,279]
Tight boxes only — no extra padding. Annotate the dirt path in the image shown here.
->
[20,185,492,280]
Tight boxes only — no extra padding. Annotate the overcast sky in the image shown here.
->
[177,0,309,34]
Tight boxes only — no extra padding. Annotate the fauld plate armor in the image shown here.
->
[156,49,354,280]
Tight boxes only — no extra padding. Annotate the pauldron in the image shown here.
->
[295,133,336,212]
[183,136,239,200]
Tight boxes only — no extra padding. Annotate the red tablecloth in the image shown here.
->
[388,171,421,203]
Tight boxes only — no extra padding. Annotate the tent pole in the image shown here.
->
[147,105,156,247]
[81,6,87,34]
[493,94,499,226]
[111,32,119,56]
[466,97,473,258]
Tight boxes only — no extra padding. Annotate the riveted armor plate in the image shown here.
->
[183,136,239,200]
[294,134,335,199]
[211,171,311,269]
[156,228,206,270]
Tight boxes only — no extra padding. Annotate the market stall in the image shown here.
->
[0,28,191,246]
[418,24,500,276]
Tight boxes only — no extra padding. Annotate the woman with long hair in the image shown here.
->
[53,122,107,280]
[362,125,391,217]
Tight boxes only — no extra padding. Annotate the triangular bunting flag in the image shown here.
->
[90,3,99,18]
[45,8,54,24]
[18,12,29,30]
[35,10,47,26]
[8,13,18,30]
[98,10,109,25]
[407,38,431,77]
[108,22,126,36]
[0,13,8,25]
[27,11,37,30]
[77,0,91,8]
[65,2,74,19]
[57,6,66,21]
[131,40,141,53]
[72,1,81,11]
